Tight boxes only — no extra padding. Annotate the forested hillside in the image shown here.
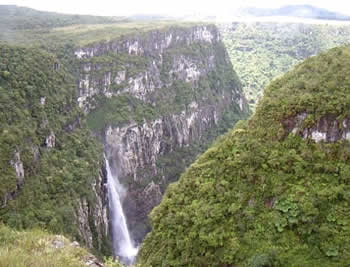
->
[139,45,350,266]
[0,44,112,253]
[220,22,350,110]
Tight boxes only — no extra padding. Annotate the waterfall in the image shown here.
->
[105,156,138,265]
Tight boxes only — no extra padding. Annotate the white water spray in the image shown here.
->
[105,156,138,265]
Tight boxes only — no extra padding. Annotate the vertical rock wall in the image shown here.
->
[77,24,250,243]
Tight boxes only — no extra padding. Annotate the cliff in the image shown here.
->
[78,24,249,242]
[138,45,350,266]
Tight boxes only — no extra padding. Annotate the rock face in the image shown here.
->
[104,102,223,182]
[2,151,25,207]
[75,168,109,252]
[283,113,350,142]
[77,24,250,242]
[76,25,222,111]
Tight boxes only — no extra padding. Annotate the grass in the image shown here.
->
[0,224,88,267]
[1,20,206,47]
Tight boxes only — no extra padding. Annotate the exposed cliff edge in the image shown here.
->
[138,45,350,266]
[78,24,249,242]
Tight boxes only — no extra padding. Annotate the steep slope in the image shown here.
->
[220,22,350,110]
[0,44,110,254]
[77,24,249,242]
[139,45,350,266]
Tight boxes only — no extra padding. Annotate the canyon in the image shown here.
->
[1,5,350,266]
[0,12,249,259]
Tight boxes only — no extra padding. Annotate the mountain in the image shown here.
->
[138,45,350,266]
[242,5,350,21]
[220,22,350,110]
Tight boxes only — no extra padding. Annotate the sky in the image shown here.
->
[1,0,350,17]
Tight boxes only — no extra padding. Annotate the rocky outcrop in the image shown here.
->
[2,151,25,207]
[76,25,221,111]
[45,130,56,148]
[104,102,222,182]
[75,168,110,251]
[283,113,350,142]
[50,235,104,267]
[10,151,24,187]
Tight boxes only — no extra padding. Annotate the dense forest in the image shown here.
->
[220,22,350,109]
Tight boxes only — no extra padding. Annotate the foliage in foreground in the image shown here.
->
[138,45,350,266]
[0,224,87,267]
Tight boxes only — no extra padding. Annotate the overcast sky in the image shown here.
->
[1,0,350,16]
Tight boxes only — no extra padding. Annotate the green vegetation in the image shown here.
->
[47,21,202,47]
[0,44,108,252]
[220,22,350,110]
[138,45,350,266]
[151,106,245,193]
